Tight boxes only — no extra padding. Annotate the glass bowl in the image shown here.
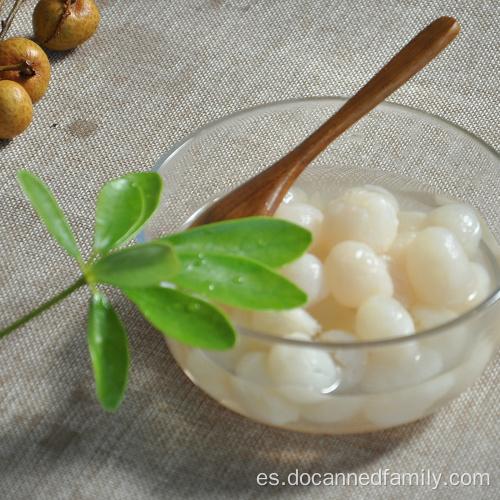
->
[141,97,500,434]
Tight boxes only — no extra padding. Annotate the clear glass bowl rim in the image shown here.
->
[144,96,500,351]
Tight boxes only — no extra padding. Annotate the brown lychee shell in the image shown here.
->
[0,38,51,104]
[33,0,100,51]
[0,80,33,139]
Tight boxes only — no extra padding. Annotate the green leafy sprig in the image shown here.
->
[0,171,312,411]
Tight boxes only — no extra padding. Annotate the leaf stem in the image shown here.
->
[44,0,74,45]
[0,62,36,76]
[0,0,25,42]
[0,276,87,339]
[0,63,26,71]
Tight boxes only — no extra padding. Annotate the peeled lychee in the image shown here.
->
[33,0,100,51]
[0,81,34,139]
[0,38,51,104]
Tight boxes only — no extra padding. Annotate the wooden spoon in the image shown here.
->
[189,17,460,227]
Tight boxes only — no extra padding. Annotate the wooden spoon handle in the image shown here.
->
[191,17,460,227]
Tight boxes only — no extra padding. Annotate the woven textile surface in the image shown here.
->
[0,0,499,499]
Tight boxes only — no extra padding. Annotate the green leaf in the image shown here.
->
[88,242,178,289]
[161,217,312,268]
[17,171,81,261]
[93,177,142,253]
[87,292,130,411]
[171,252,307,310]
[93,172,162,254]
[123,286,236,350]
[124,172,162,226]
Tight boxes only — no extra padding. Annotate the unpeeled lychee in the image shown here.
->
[0,38,51,104]
[33,0,100,51]
[0,81,33,139]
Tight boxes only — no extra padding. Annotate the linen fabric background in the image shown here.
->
[0,0,499,498]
